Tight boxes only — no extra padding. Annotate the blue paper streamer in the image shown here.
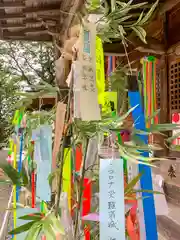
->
[128,91,158,240]
[18,133,24,172]
[35,125,52,201]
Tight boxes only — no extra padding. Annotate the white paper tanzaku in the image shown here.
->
[77,22,101,121]
[100,158,125,240]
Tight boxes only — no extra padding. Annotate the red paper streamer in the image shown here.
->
[82,178,91,240]
[30,141,36,208]
[31,171,36,208]
[75,145,82,172]
[112,56,116,71]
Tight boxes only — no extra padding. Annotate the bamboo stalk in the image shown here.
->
[55,77,73,217]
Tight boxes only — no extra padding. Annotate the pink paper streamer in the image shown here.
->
[82,213,99,222]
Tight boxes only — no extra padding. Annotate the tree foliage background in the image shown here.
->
[0,40,55,147]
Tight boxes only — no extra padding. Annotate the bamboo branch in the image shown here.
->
[55,77,73,217]
[74,137,89,238]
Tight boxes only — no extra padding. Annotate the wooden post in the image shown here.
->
[155,13,169,157]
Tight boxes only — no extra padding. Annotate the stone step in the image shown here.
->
[153,160,180,206]
[164,182,180,206]
[153,161,180,239]
[157,202,180,240]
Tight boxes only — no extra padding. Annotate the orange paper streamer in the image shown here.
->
[124,176,140,240]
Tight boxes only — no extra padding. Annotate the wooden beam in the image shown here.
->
[0,21,57,29]
[160,0,180,14]
[0,2,60,11]
[135,46,165,55]
[0,3,61,20]
[3,34,52,41]
[133,37,165,55]
[0,14,60,20]
[103,36,165,55]
[1,23,25,29]
[103,42,133,54]
[25,3,60,13]
[0,2,24,9]
[0,13,25,20]
[2,27,48,37]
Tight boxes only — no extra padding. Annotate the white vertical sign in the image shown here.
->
[100,158,125,240]
[77,23,101,121]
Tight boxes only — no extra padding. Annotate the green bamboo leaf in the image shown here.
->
[126,150,167,162]
[115,15,133,23]
[48,169,60,186]
[133,189,163,195]
[119,149,156,167]
[140,0,159,24]
[19,212,43,221]
[111,0,116,11]
[145,109,160,122]
[130,2,148,10]
[20,165,29,186]
[116,1,127,7]
[48,214,65,234]
[25,222,42,240]
[131,26,147,43]
[167,131,180,143]
[89,0,101,11]
[112,105,138,124]
[0,162,21,186]
[123,142,162,152]
[43,222,56,240]
[116,0,133,8]
[125,172,143,194]
[132,11,144,26]
[150,123,180,132]
[9,221,37,235]
[0,179,12,184]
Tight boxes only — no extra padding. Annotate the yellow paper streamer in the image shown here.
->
[62,148,71,210]
[13,143,17,240]
[12,110,19,126]
[102,92,118,114]
[96,36,105,105]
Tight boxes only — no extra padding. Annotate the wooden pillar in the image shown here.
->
[156,13,169,157]
[160,55,169,124]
